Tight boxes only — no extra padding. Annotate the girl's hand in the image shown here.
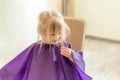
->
[60,46,75,63]
[60,46,71,58]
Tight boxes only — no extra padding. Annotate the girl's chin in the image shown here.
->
[42,40,61,45]
[51,42,57,44]
[51,41,61,45]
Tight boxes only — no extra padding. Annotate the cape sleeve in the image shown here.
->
[71,50,85,72]
[0,43,36,80]
[64,42,92,80]
[64,42,85,71]
[71,50,92,80]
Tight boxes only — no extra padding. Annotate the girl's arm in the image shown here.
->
[60,46,75,63]
[60,42,85,72]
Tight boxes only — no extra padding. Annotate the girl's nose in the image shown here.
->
[53,36,57,40]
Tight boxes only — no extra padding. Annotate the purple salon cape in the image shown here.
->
[0,42,92,80]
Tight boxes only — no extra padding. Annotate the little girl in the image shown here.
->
[0,10,92,80]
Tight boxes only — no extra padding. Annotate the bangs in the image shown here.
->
[48,17,63,33]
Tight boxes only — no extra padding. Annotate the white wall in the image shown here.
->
[0,0,47,68]
[47,0,62,13]
[46,0,120,40]
[75,0,120,40]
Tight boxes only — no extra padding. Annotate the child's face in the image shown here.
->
[45,30,61,44]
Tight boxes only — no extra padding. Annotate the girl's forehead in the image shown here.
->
[47,26,62,32]
[48,29,61,34]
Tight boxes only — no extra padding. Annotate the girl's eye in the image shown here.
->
[50,33,55,36]
[58,32,61,34]
[58,32,61,35]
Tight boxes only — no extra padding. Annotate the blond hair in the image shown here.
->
[37,10,70,42]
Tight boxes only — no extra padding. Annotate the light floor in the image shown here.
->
[84,37,120,80]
